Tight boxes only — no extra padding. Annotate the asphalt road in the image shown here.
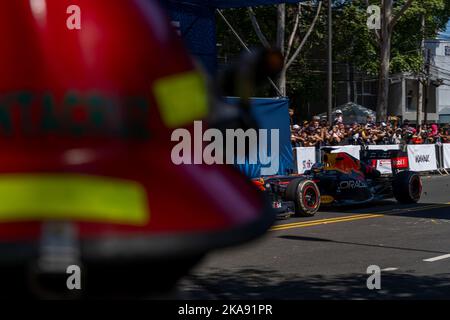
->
[178,175,450,300]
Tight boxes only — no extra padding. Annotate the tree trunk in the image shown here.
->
[377,33,391,121]
[376,0,392,122]
[278,68,287,97]
[418,80,423,125]
[248,8,270,48]
[276,4,286,96]
[276,4,286,55]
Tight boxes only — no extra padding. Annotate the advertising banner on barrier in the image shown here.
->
[375,159,393,174]
[367,145,400,174]
[444,144,450,169]
[329,145,362,160]
[294,147,317,174]
[367,145,400,151]
[407,144,438,172]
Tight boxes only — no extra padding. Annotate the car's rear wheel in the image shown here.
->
[286,179,321,217]
[393,171,422,204]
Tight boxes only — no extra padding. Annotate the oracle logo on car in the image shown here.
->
[339,180,367,190]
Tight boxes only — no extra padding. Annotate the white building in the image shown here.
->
[425,39,450,123]
[329,39,450,124]
[387,72,438,123]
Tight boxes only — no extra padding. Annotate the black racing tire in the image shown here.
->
[286,179,321,217]
[393,171,422,204]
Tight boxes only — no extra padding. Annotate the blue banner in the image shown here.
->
[225,97,293,178]
[163,1,217,73]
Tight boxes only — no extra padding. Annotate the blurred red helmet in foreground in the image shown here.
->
[0,0,273,296]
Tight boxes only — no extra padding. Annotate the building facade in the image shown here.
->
[387,72,438,123]
[425,39,450,123]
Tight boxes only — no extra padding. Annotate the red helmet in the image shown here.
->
[0,0,273,295]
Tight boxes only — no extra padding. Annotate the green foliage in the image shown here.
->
[216,0,450,99]
[333,0,379,75]
[335,0,450,75]
[217,3,329,97]
[391,0,450,73]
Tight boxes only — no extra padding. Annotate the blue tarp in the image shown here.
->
[164,1,217,73]
[225,97,293,178]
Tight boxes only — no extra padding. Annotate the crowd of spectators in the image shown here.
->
[290,109,450,148]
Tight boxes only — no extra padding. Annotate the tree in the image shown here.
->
[334,0,450,118]
[375,0,414,121]
[248,1,323,96]
[216,0,450,118]
[369,0,450,121]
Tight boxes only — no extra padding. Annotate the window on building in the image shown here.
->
[445,46,450,56]
[406,80,419,112]
[407,90,413,111]
[440,114,450,124]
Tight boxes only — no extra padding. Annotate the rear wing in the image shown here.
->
[360,148,409,175]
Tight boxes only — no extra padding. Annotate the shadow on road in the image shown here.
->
[318,202,450,220]
[278,235,449,255]
[180,268,450,300]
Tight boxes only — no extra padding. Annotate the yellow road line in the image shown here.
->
[271,203,450,232]
[271,214,384,231]
[271,213,373,229]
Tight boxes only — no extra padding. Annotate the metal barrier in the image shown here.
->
[293,144,450,174]
[441,143,450,175]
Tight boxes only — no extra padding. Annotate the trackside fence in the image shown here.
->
[293,144,450,174]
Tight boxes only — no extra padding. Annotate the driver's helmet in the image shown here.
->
[311,162,324,172]
[0,1,272,268]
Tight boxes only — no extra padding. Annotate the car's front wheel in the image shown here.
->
[286,179,321,217]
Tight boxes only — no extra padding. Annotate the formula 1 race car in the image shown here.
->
[253,147,422,218]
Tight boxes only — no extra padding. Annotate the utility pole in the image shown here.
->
[417,15,424,127]
[423,48,431,124]
[327,0,333,124]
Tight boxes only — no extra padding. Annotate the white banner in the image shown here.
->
[444,144,450,169]
[329,145,361,160]
[367,144,400,151]
[294,147,317,174]
[407,144,438,172]
[375,159,393,174]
